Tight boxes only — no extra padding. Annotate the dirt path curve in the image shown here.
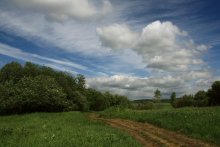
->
[89,114,216,147]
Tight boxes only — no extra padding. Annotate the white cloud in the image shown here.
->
[86,75,183,99]
[87,73,216,99]
[97,24,139,49]
[135,21,187,54]
[0,9,111,56]
[95,20,215,99]
[8,0,112,21]
[97,20,209,72]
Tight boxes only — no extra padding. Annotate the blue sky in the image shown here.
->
[0,0,219,99]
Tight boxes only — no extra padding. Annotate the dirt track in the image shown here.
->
[90,114,216,147]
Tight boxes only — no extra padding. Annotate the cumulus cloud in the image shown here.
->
[135,21,187,54]
[97,24,139,49]
[8,0,112,21]
[94,20,216,99]
[97,20,209,72]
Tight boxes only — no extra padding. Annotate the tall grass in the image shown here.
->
[100,106,220,145]
[0,112,141,147]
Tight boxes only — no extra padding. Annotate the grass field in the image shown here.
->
[0,112,141,147]
[100,106,220,145]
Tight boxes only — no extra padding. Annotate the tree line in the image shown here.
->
[170,82,220,108]
[0,62,130,115]
[153,84,220,108]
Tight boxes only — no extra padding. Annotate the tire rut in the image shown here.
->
[89,114,217,147]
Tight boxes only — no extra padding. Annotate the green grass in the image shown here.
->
[0,112,141,147]
[100,106,220,145]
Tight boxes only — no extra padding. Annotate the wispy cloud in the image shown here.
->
[3,0,112,22]
[0,43,89,74]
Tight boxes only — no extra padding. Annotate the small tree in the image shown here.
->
[76,74,86,91]
[170,92,176,105]
[154,89,161,102]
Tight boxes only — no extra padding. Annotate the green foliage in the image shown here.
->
[193,90,209,107]
[100,107,220,145]
[0,112,141,147]
[208,81,220,106]
[0,76,67,114]
[173,94,194,108]
[86,89,130,111]
[154,89,161,102]
[86,89,109,111]
[172,81,220,108]
[0,61,130,114]
[23,62,40,77]
[170,92,176,106]
[0,62,23,83]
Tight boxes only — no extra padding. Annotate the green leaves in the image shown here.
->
[0,61,130,114]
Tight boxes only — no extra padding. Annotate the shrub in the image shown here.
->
[0,76,67,114]
[173,95,194,108]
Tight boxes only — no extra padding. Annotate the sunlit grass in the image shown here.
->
[0,112,141,147]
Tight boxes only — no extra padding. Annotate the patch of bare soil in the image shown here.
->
[89,114,217,147]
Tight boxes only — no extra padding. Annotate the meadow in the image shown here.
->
[100,106,220,145]
[0,112,141,147]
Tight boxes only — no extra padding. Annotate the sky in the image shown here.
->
[0,0,220,99]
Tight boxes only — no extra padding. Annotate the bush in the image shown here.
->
[0,76,67,114]
[173,95,194,108]
[193,90,209,107]
[86,89,109,111]
[193,99,208,107]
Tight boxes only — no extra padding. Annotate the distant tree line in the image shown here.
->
[0,62,130,115]
[170,81,220,108]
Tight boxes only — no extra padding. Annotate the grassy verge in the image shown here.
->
[100,106,220,145]
[0,112,141,147]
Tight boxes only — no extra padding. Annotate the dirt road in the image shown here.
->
[90,114,216,147]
